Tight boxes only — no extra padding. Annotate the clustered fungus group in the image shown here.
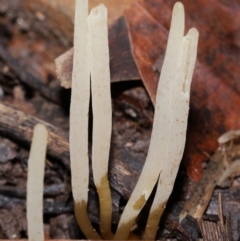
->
[26,1,198,240]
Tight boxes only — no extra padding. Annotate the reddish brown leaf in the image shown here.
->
[124,0,240,181]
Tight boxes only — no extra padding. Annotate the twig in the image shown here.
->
[180,131,240,222]
[218,193,224,229]
[0,102,70,169]
[180,151,225,222]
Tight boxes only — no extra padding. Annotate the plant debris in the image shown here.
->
[0,0,240,240]
[198,194,234,241]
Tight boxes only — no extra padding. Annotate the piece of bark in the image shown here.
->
[124,0,240,181]
[207,188,240,240]
[55,16,140,88]
[164,217,193,241]
[198,211,233,241]
[0,102,70,169]
[198,220,224,241]
[180,215,201,241]
[198,193,234,241]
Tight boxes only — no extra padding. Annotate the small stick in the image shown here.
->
[0,102,70,169]
[180,133,240,223]
[179,150,225,222]
[27,124,48,241]
[218,193,224,229]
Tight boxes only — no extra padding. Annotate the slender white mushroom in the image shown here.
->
[88,4,113,239]
[144,28,199,240]
[114,3,185,240]
[27,124,48,241]
[70,0,101,239]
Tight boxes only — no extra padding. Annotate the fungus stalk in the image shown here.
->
[69,0,101,239]
[114,3,185,240]
[144,28,199,240]
[27,124,48,241]
[88,4,113,239]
